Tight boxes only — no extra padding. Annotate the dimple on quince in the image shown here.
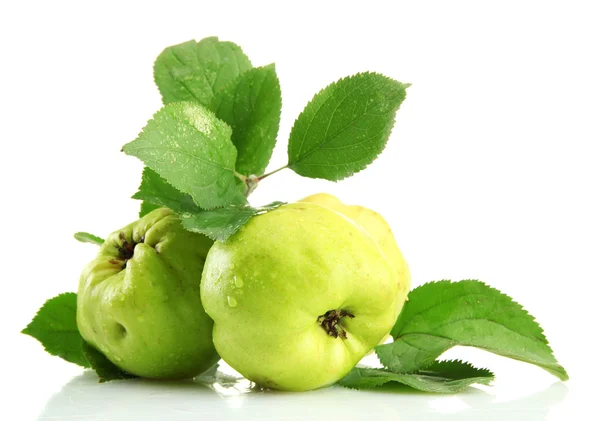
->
[77,208,218,379]
[200,201,403,391]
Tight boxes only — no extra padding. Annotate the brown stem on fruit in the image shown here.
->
[317,309,355,339]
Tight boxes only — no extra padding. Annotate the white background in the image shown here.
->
[1,1,599,419]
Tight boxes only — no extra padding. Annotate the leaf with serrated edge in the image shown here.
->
[181,201,285,242]
[122,102,245,209]
[154,37,252,107]
[21,293,90,368]
[82,343,136,383]
[212,64,282,176]
[74,232,104,245]
[338,360,494,393]
[133,167,199,214]
[376,280,568,380]
[287,72,409,181]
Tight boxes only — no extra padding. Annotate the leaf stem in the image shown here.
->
[245,175,259,197]
[257,165,288,181]
[233,171,248,183]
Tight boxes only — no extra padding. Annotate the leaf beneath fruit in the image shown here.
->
[338,360,494,393]
[82,343,137,383]
[181,201,285,242]
[376,280,569,380]
[21,293,90,368]
[287,72,409,181]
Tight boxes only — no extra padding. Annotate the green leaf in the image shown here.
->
[139,201,160,218]
[212,64,282,176]
[122,102,245,209]
[376,280,569,381]
[21,293,90,368]
[338,360,494,394]
[82,343,136,383]
[287,72,409,181]
[181,201,285,242]
[73,232,104,245]
[133,167,199,214]
[154,37,252,107]
[22,294,137,382]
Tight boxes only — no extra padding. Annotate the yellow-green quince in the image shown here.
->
[201,202,400,391]
[77,208,218,379]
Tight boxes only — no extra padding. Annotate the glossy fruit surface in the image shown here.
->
[77,208,218,379]
[201,202,398,391]
[300,193,411,315]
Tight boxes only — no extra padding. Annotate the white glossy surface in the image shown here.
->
[33,364,575,421]
[5,348,593,420]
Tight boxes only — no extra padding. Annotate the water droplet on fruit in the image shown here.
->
[227,296,238,307]
[234,276,244,288]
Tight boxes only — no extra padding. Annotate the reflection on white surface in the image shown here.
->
[37,366,568,421]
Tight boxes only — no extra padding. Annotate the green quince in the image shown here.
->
[77,208,218,379]
[201,202,400,391]
[300,193,411,316]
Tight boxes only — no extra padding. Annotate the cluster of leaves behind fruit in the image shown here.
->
[123,37,410,240]
[22,37,568,392]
